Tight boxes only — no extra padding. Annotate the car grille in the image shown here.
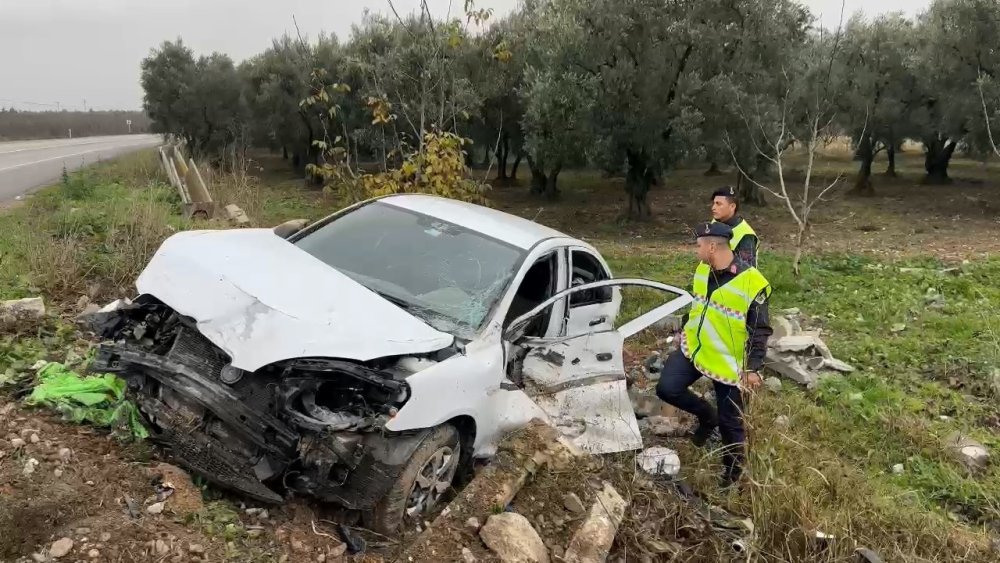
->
[167,326,228,377]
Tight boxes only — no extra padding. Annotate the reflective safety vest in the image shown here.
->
[730,219,757,254]
[680,263,771,385]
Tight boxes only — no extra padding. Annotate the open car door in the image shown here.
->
[505,279,692,454]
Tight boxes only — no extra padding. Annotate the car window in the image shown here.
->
[294,201,525,337]
[569,250,612,307]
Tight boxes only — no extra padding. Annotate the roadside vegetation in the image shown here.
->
[0,109,150,141]
[2,144,999,560]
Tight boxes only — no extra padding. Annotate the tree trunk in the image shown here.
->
[884,142,897,177]
[624,150,655,220]
[282,146,289,160]
[850,135,875,196]
[510,152,523,181]
[495,134,509,181]
[481,146,491,167]
[734,155,767,206]
[704,161,723,176]
[527,155,547,195]
[543,165,561,200]
[792,227,806,277]
[923,137,956,184]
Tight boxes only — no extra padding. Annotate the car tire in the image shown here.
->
[364,424,462,534]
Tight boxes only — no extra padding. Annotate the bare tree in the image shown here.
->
[977,73,1000,158]
[726,6,850,276]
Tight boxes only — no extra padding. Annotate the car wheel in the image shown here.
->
[365,424,461,534]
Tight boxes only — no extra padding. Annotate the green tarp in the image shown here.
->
[27,362,148,439]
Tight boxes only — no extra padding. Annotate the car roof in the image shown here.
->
[379,194,570,250]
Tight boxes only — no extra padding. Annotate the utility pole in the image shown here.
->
[68,128,72,138]
[126,119,133,134]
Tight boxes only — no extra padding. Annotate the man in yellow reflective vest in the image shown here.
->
[711,186,759,267]
[656,222,773,486]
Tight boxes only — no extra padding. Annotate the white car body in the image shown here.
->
[134,194,692,458]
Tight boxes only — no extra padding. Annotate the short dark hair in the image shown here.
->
[711,186,739,210]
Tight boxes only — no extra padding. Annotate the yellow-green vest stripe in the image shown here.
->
[711,218,758,253]
[681,263,771,385]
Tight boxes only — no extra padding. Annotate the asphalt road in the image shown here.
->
[0,134,162,203]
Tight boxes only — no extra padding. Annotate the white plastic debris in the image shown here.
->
[637,446,681,476]
[98,298,132,314]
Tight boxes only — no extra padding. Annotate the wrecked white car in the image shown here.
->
[88,194,690,532]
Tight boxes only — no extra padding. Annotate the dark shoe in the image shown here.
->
[691,417,718,447]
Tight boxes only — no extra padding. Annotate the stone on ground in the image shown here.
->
[49,537,74,559]
[563,482,628,563]
[479,512,550,563]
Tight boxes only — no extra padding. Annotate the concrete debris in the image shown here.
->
[945,433,990,473]
[640,416,686,437]
[146,501,165,515]
[224,204,251,226]
[562,492,586,515]
[49,537,74,559]
[563,482,628,563]
[479,512,550,563]
[636,446,681,476]
[764,377,783,392]
[1,297,46,320]
[22,457,39,476]
[765,315,854,386]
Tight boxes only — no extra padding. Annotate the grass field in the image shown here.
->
[1,147,999,560]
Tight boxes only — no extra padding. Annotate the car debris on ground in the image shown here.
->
[763,309,854,387]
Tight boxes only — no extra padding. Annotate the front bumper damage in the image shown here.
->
[92,320,434,509]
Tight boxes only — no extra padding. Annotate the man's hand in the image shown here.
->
[742,370,763,391]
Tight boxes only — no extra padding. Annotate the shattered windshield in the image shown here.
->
[294,201,525,337]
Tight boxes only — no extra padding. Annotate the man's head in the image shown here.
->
[695,222,734,266]
[711,186,739,222]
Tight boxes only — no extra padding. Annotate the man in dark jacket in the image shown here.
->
[711,186,759,267]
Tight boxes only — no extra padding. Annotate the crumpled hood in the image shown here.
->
[135,229,455,372]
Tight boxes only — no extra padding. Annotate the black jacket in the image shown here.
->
[683,258,772,371]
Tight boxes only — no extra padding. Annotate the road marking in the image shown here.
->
[0,139,111,156]
[0,142,156,173]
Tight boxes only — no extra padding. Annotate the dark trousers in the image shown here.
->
[656,351,746,481]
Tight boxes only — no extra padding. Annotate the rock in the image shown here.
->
[764,350,817,386]
[771,315,795,339]
[465,516,481,530]
[31,552,46,562]
[892,464,904,475]
[154,539,170,555]
[100,533,111,543]
[188,544,205,555]
[824,358,855,373]
[53,468,64,478]
[29,433,40,444]
[58,448,72,463]
[775,415,790,426]
[329,542,347,557]
[49,537,74,558]
[224,204,251,226]
[770,335,820,353]
[291,540,307,553]
[0,297,46,319]
[88,549,100,559]
[279,555,289,563]
[74,527,90,536]
[563,492,586,515]
[146,502,165,515]
[642,416,685,437]
[764,377,782,392]
[23,457,39,476]
[564,482,628,563]
[636,447,680,476]
[10,437,25,449]
[479,512,550,563]
[945,433,990,473]
[461,547,477,563]
[643,352,663,374]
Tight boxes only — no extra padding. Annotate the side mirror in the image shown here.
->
[274,219,310,240]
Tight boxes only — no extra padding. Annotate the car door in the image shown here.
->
[504,279,692,454]
[562,248,620,336]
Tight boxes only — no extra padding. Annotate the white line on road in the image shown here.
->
[0,139,111,156]
[0,147,120,173]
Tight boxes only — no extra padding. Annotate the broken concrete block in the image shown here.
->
[945,433,990,473]
[764,350,817,386]
[771,315,796,339]
[563,483,627,563]
[823,358,855,373]
[770,335,820,353]
[224,204,251,226]
[0,297,45,319]
[636,446,680,476]
[480,512,549,563]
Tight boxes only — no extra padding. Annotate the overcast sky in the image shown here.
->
[0,0,929,112]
